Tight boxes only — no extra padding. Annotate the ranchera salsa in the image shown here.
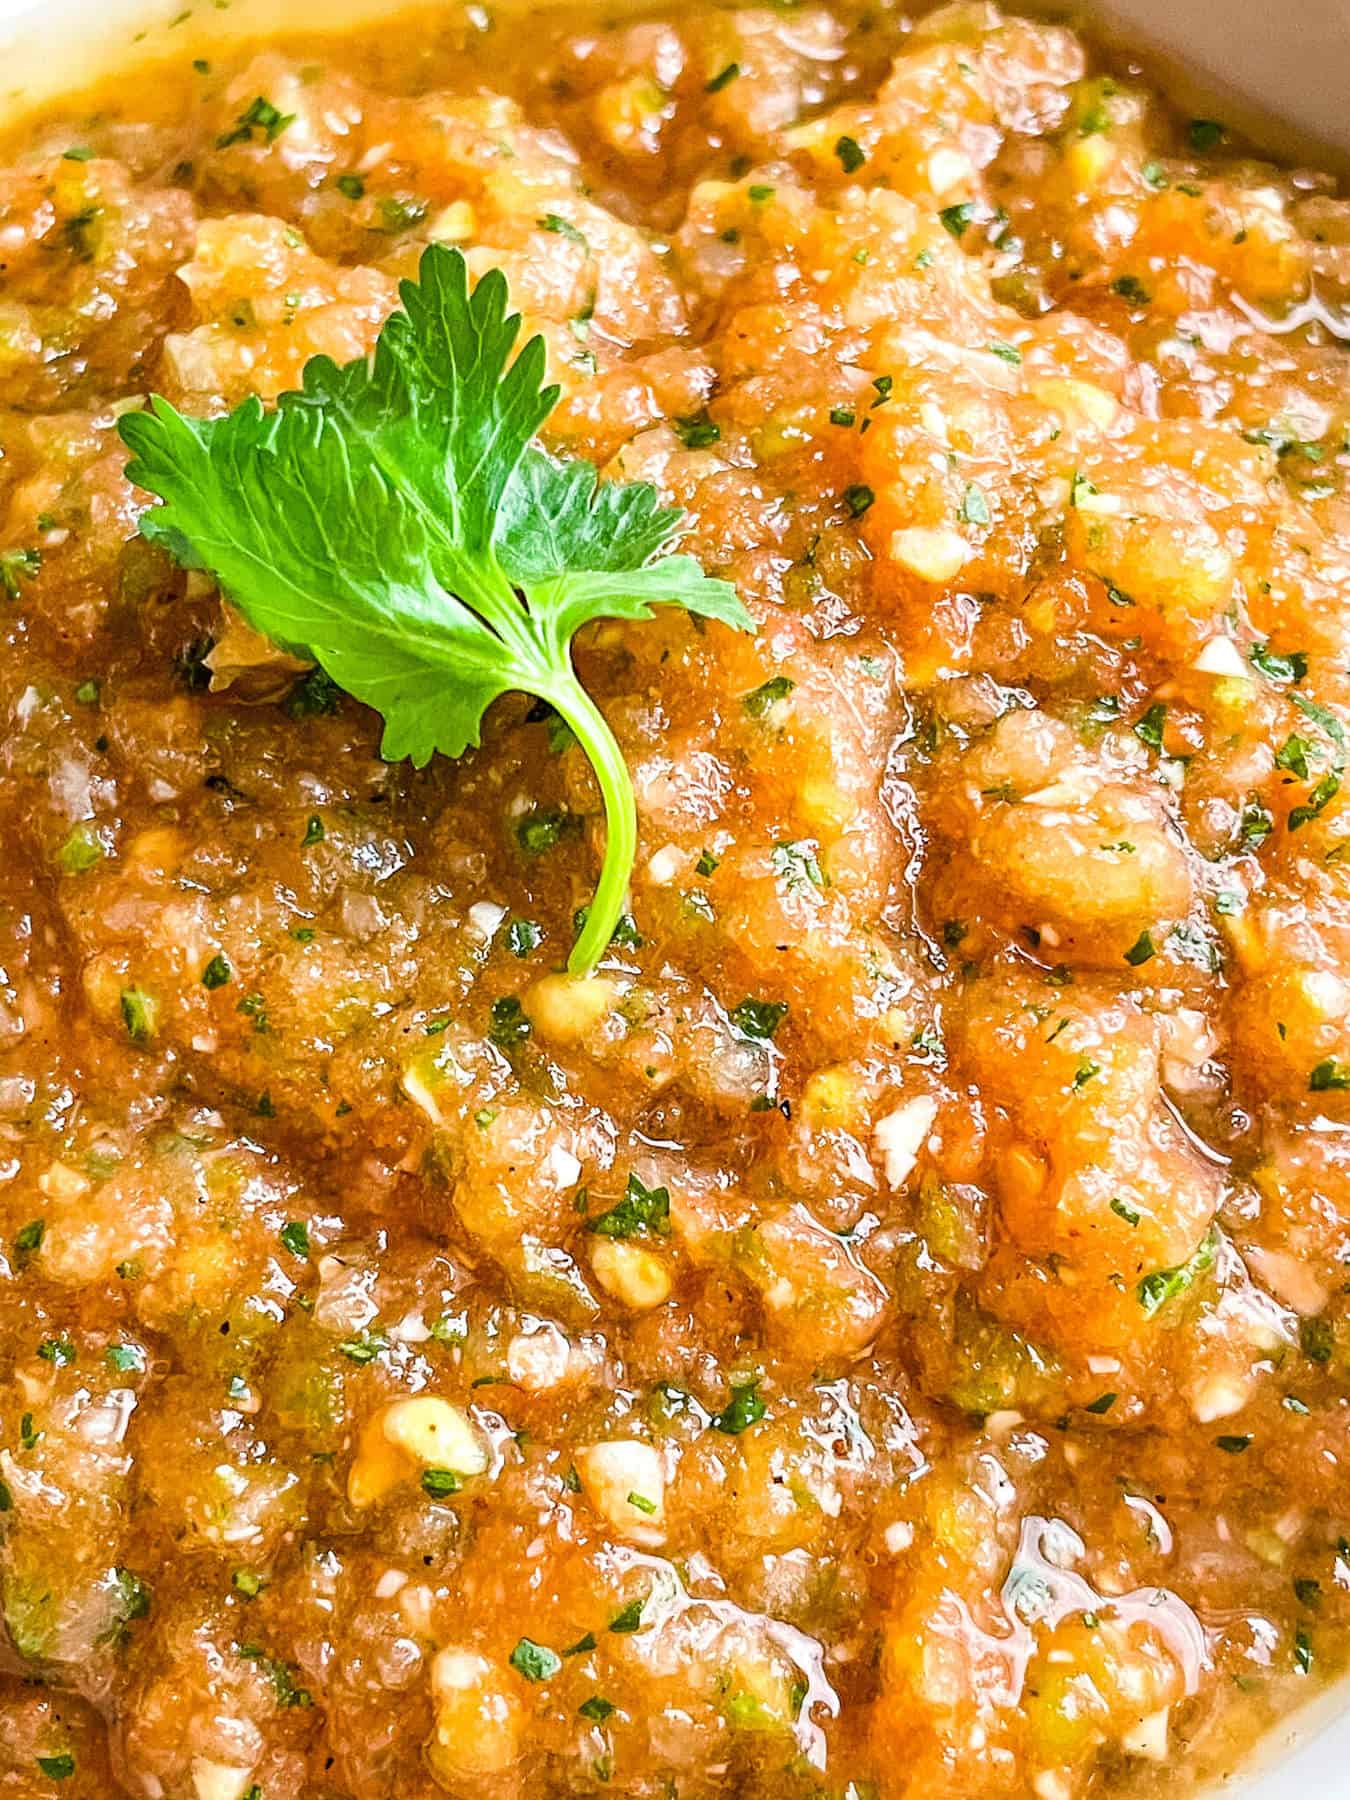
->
[2,1,1350,1795]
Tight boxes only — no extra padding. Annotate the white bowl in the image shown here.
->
[0,0,1345,1793]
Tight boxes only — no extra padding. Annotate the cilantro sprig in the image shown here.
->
[119,245,753,974]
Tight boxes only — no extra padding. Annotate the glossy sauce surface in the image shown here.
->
[1,4,1349,1795]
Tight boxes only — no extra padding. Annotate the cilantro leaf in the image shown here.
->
[120,244,752,974]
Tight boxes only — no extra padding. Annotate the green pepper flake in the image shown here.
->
[673,410,720,449]
[202,953,232,989]
[0,546,41,599]
[843,483,875,518]
[279,1220,310,1259]
[516,807,573,854]
[1133,702,1167,752]
[626,1489,658,1515]
[1110,1196,1141,1227]
[695,848,720,877]
[74,678,101,705]
[1072,1058,1101,1090]
[336,170,365,199]
[57,823,104,874]
[705,62,740,92]
[510,1636,562,1681]
[834,134,866,174]
[0,1480,11,1511]
[14,1218,45,1256]
[959,482,990,527]
[119,985,158,1044]
[301,814,325,846]
[62,145,94,161]
[1299,1315,1334,1364]
[987,340,1022,364]
[829,405,856,427]
[232,1567,264,1598]
[711,1380,767,1435]
[742,675,794,717]
[729,997,788,1040]
[1310,1058,1350,1092]
[488,995,531,1048]
[337,1328,388,1364]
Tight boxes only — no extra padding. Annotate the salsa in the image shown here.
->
[1,2,1350,1795]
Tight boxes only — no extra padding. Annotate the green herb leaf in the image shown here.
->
[1248,642,1308,684]
[586,1172,671,1240]
[510,1636,561,1681]
[1286,695,1345,829]
[834,135,866,174]
[201,953,232,989]
[120,245,752,976]
[279,1220,310,1259]
[710,1381,766,1435]
[1123,929,1156,966]
[1137,1224,1218,1319]
[729,997,788,1039]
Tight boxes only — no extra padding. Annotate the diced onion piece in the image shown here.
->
[192,1762,257,1800]
[427,1648,523,1779]
[890,526,969,584]
[522,973,617,1044]
[576,1439,666,1541]
[590,1238,672,1311]
[873,1096,938,1190]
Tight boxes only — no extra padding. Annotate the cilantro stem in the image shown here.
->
[542,671,637,976]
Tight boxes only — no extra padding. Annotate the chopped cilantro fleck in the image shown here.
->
[711,1381,766,1435]
[202,953,232,989]
[729,997,788,1039]
[586,1171,671,1240]
[834,135,866,174]
[279,1220,310,1259]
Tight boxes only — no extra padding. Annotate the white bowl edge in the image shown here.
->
[0,0,1346,1792]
